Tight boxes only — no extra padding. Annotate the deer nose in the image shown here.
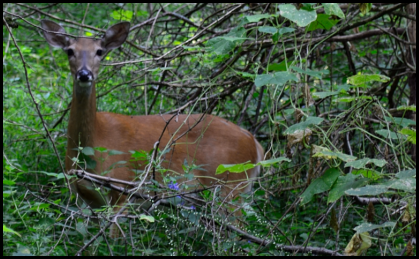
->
[76,69,93,82]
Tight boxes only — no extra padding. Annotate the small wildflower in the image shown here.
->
[168,181,179,191]
[190,206,195,210]
[248,240,251,243]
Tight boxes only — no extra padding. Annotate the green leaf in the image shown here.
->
[345,185,388,196]
[397,105,416,112]
[254,71,298,87]
[109,149,126,155]
[257,157,290,167]
[95,147,108,152]
[82,147,95,156]
[245,14,272,23]
[335,96,372,103]
[328,174,369,203]
[206,27,246,55]
[279,4,317,27]
[347,74,390,87]
[313,148,357,162]
[206,37,235,55]
[291,66,325,79]
[284,116,324,135]
[307,14,339,31]
[399,128,416,144]
[267,60,293,71]
[277,27,295,35]
[3,179,16,186]
[351,169,381,180]
[140,214,155,223]
[395,169,416,179]
[385,178,416,192]
[312,91,340,99]
[322,3,345,18]
[359,3,372,15]
[3,225,21,237]
[384,116,416,127]
[216,162,255,174]
[375,129,405,140]
[354,222,395,234]
[345,158,387,169]
[110,9,133,21]
[258,26,278,34]
[300,168,340,205]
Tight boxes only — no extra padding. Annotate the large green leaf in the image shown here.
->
[206,27,246,55]
[395,169,416,179]
[300,168,340,205]
[322,3,345,18]
[328,173,369,203]
[312,145,356,162]
[258,157,290,167]
[385,178,416,192]
[307,14,339,32]
[384,116,416,127]
[345,158,387,169]
[345,185,388,196]
[216,162,255,174]
[375,129,405,140]
[277,27,295,35]
[284,116,324,135]
[291,66,324,79]
[399,128,416,144]
[215,157,290,174]
[254,72,298,87]
[279,4,317,27]
[245,13,272,23]
[347,74,390,87]
[258,26,278,34]
[354,222,395,234]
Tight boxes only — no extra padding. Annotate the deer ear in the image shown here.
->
[41,20,70,48]
[101,22,130,50]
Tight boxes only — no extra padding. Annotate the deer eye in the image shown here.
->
[67,49,74,56]
[96,49,103,56]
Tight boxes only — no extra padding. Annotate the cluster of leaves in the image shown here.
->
[3,3,416,256]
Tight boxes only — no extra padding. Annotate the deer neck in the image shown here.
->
[67,81,97,157]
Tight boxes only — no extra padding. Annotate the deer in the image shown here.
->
[40,20,264,236]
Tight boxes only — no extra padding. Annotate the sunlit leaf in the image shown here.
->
[216,162,255,174]
[140,214,155,223]
[257,157,290,167]
[347,74,390,87]
[399,128,416,144]
[3,225,21,237]
[322,3,345,18]
[279,4,317,27]
[344,232,371,256]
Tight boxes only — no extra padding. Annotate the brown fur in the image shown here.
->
[41,20,264,235]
